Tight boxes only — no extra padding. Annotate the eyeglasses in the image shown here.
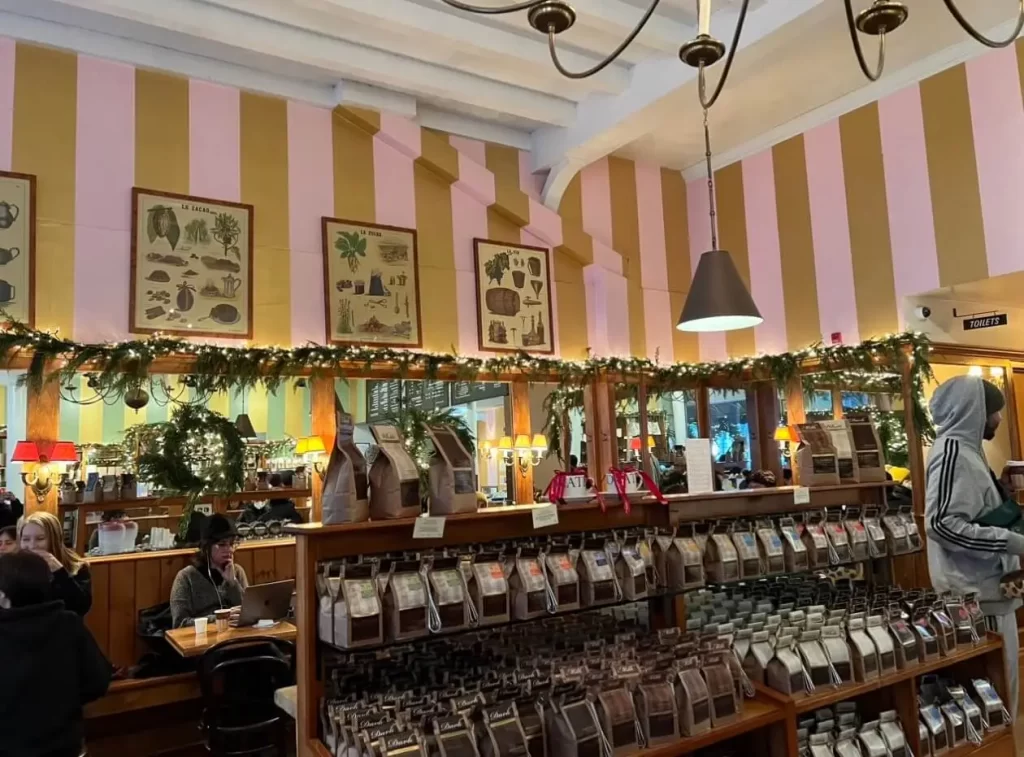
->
[214,539,239,549]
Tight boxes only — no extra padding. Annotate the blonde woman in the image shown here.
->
[19,511,92,615]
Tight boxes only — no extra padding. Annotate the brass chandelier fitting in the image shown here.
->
[440,0,1024,88]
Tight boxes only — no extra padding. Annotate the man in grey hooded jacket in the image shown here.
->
[925,375,1023,717]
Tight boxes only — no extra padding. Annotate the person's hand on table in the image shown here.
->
[228,606,241,627]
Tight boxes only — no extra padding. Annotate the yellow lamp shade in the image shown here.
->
[531,434,548,450]
[513,434,532,450]
[647,436,656,448]
[480,440,493,454]
[497,436,513,450]
[295,435,326,456]
[773,426,794,443]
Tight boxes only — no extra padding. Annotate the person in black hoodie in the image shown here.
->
[0,550,111,757]
[19,511,92,615]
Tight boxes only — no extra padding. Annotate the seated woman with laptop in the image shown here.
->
[170,513,295,630]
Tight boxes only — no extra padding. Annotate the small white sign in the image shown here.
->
[684,439,714,494]
[532,504,560,530]
[413,515,446,539]
[793,487,811,505]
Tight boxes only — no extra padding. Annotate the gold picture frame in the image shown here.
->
[321,218,422,348]
[0,171,35,326]
[130,188,254,338]
[474,239,554,354]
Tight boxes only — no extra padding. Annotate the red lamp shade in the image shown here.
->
[48,442,79,463]
[11,441,40,463]
[629,437,642,452]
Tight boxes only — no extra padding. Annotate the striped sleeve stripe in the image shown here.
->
[930,438,1007,552]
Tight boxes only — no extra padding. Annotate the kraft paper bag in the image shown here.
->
[322,394,369,525]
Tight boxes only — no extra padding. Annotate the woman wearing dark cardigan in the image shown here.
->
[19,511,92,616]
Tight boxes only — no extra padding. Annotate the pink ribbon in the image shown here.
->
[544,471,568,504]
[609,467,631,513]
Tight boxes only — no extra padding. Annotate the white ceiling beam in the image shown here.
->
[532,0,824,207]
[303,0,630,94]
[334,81,418,119]
[416,106,531,151]
[679,15,1024,180]
[23,0,578,125]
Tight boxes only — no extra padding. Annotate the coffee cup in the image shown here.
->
[606,470,642,493]
[194,617,209,635]
[563,474,587,498]
[214,608,231,633]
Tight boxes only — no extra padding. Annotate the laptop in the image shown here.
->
[236,579,296,627]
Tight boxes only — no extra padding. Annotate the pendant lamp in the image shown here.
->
[677,109,762,333]
[235,413,257,440]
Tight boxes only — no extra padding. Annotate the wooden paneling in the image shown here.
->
[511,381,533,504]
[25,379,60,513]
[83,542,294,669]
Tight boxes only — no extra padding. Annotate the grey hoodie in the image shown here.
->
[925,375,1024,614]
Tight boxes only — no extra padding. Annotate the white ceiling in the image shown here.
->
[0,0,1020,206]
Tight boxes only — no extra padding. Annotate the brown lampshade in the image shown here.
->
[234,413,258,439]
[677,249,763,332]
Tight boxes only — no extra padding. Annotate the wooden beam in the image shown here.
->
[900,346,928,588]
[753,382,782,482]
[638,379,651,476]
[784,377,806,486]
[831,388,844,420]
[310,377,336,522]
[25,378,59,514]
[510,381,533,505]
[696,386,711,439]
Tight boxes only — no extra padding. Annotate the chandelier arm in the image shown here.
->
[942,0,1024,48]
[439,0,544,14]
[696,0,751,110]
[546,0,662,79]
[843,0,885,82]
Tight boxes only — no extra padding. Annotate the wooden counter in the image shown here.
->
[165,621,297,657]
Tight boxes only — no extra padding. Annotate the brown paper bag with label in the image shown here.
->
[322,395,369,524]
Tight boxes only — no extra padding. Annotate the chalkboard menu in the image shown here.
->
[366,379,451,423]
[451,381,509,406]
[404,380,450,413]
[366,380,403,423]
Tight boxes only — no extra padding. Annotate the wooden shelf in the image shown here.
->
[224,488,312,503]
[944,729,1015,757]
[60,488,312,512]
[85,536,295,565]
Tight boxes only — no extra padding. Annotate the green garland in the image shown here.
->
[133,404,246,539]
[0,317,934,440]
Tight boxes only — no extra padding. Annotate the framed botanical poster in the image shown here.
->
[474,238,554,354]
[130,188,254,338]
[321,218,422,347]
[0,171,35,326]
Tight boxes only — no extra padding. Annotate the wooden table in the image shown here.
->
[165,621,298,657]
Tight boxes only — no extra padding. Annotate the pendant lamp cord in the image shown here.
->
[703,107,718,250]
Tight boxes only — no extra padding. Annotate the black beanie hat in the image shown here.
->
[982,379,1005,416]
[200,513,238,544]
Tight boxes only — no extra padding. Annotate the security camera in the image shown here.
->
[914,306,931,320]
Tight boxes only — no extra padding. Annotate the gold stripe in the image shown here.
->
[12,43,77,334]
[715,163,755,358]
[414,161,458,352]
[419,128,459,185]
[772,135,822,351]
[839,103,899,339]
[240,92,290,346]
[485,143,530,228]
[555,174,592,360]
[607,157,646,357]
[661,169,698,362]
[332,112,375,222]
[135,70,189,193]
[919,64,988,287]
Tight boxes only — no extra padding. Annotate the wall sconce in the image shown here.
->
[295,435,327,479]
[774,425,795,459]
[967,365,984,377]
[629,436,655,458]
[512,434,548,474]
[13,441,78,503]
[488,436,514,463]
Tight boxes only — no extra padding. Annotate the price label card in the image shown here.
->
[532,504,560,530]
[793,487,811,505]
[413,515,446,539]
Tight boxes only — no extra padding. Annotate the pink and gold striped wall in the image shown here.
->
[3,37,1024,368]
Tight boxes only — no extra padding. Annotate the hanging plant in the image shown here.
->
[133,405,246,541]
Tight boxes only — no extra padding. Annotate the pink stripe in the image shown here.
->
[634,161,672,361]
[966,47,1024,278]
[878,86,940,329]
[584,265,611,357]
[580,158,613,250]
[373,137,416,229]
[287,101,333,346]
[804,121,859,345]
[685,177,726,360]
[453,150,495,208]
[376,112,421,161]
[0,38,14,171]
[592,239,622,276]
[448,134,486,165]
[741,150,787,355]
[189,80,240,201]
[518,149,542,201]
[73,56,134,342]
[605,271,630,357]
[521,228,559,358]
[524,197,563,250]
[451,182,488,355]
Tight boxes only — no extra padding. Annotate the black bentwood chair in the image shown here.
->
[198,637,295,756]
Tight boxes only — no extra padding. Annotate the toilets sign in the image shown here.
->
[962,313,1008,331]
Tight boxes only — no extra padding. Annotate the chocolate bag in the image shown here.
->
[425,424,477,515]
[383,560,429,641]
[547,694,602,757]
[848,415,886,482]
[818,419,860,483]
[427,557,470,633]
[594,686,638,756]
[544,549,580,612]
[615,537,648,601]
[322,396,370,524]
[705,531,739,583]
[470,552,510,625]
[779,516,809,572]
[369,425,422,520]
[317,562,384,649]
[675,658,711,736]
[634,676,677,746]
[794,423,841,487]
[510,547,550,620]
[578,540,618,607]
